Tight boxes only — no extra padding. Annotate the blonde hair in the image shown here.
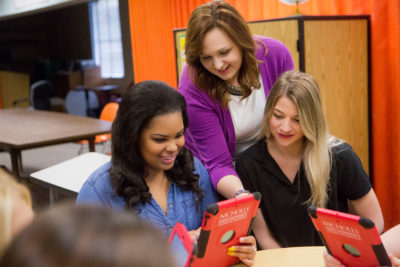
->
[260,71,340,207]
[185,0,261,108]
[0,168,32,256]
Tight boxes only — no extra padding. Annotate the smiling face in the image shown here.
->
[139,111,185,175]
[269,96,304,149]
[199,27,243,85]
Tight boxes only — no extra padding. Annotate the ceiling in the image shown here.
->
[0,0,92,20]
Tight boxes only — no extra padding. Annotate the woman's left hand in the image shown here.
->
[227,236,257,266]
[188,228,201,245]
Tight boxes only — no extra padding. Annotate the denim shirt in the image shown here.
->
[76,157,219,236]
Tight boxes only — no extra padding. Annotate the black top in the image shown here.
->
[235,139,371,247]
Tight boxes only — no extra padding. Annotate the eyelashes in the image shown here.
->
[273,113,299,123]
[151,132,184,143]
[200,49,231,61]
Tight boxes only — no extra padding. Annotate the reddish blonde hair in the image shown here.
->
[185,0,262,108]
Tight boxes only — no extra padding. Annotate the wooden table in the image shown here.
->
[233,246,325,267]
[0,108,112,178]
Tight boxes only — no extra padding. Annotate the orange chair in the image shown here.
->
[77,102,119,154]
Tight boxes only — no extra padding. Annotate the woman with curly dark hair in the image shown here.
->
[77,80,257,266]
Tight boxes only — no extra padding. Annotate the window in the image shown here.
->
[89,0,124,78]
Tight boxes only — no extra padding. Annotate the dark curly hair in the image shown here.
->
[110,80,204,209]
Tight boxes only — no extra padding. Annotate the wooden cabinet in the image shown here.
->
[174,15,370,173]
[0,71,30,109]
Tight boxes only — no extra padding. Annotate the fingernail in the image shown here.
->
[239,237,245,242]
[228,247,236,253]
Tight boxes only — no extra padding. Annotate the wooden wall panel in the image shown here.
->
[248,19,300,70]
[304,19,369,173]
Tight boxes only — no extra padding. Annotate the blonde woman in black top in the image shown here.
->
[236,71,384,249]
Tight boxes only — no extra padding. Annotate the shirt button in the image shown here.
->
[168,203,173,207]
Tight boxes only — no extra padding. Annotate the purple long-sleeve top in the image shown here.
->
[179,36,295,189]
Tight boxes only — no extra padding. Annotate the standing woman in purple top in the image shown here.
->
[179,0,294,199]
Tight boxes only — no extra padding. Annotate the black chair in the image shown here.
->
[13,80,52,110]
[31,80,52,110]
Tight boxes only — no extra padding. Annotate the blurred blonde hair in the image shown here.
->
[0,168,32,256]
[260,71,341,207]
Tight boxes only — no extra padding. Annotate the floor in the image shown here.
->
[0,142,110,212]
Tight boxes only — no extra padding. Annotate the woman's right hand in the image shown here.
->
[227,235,257,266]
[323,250,345,267]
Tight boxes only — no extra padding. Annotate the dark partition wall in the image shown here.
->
[0,3,92,76]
